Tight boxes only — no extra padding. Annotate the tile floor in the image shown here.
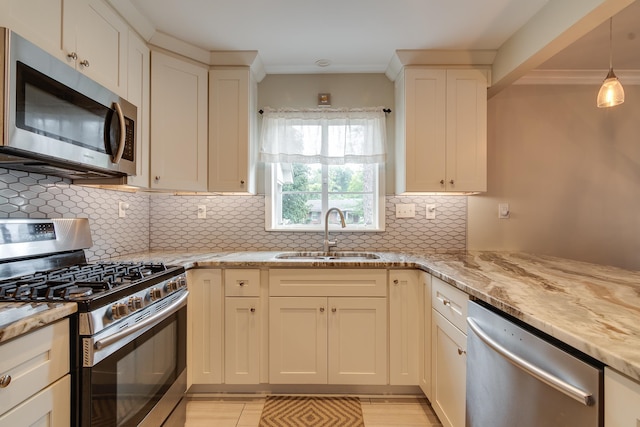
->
[165,396,443,427]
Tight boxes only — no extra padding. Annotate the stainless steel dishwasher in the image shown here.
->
[466,300,603,427]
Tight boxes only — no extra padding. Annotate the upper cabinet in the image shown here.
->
[150,50,208,192]
[395,67,488,193]
[0,0,129,96]
[208,68,258,193]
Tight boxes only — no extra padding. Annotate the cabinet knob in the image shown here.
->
[440,179,445,185]
[457,348,466,356]
[240,180,245,185]
[155,176,160,181]
[238,281,246,287]
[319,307,325,313]
[442,299,451,307]
[250,307,256,313]
[0,374,12,388]
[393,279,399,285]
[79,59,90,68]
[331,307,337,313]
[67,52,78,61]
[449,179,455,185]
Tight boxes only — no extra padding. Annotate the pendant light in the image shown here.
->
[597,17,624,108]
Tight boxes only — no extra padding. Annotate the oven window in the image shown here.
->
[88,307,186,427]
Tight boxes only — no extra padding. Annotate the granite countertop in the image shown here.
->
[108,250,640,382]
[0,302,77,344]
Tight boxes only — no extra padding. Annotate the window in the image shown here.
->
[260,107,386,231]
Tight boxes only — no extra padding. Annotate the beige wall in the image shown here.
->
[257,74,395,193]
[468,83,640,270]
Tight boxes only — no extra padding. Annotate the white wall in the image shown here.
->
[468,83,640,269]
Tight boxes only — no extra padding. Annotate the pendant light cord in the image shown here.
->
[608,17,613,71]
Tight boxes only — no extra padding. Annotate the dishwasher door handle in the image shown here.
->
[467,317,594,406]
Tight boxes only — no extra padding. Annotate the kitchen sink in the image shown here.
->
[275,251,381,261]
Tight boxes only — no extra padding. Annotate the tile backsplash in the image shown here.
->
[0,168,468,259]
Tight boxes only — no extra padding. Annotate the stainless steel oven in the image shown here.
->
[0,218,187,427]
[81,290,187,427]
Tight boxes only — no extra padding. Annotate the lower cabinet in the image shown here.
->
[269,296,387,385]
[605,367,640,426]
[431,276,468,427]
[418,271,432,398]
[389,269,420,386]
[188,269,223,385]
[0,318,70,426]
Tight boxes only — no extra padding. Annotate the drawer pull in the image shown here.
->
[238,281,246,287]
[0,374,11,388]
[442,299,452,306]
[250,307,255,313]
[457,348,466,356]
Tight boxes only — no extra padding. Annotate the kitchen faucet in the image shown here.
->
[323,207,346,252]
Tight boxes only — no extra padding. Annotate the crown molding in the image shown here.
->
[515,69,640,85]
[385,49,497,81]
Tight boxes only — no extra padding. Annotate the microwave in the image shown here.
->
[0,28,136,181]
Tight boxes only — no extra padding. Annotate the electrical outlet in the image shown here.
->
[426,204,436,220]
[395,203,416,218]
[197,205,207,219]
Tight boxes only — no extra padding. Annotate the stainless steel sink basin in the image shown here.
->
[275,251,380,261]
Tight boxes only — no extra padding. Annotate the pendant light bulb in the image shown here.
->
[597,17,624,108]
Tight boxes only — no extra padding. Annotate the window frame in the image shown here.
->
[265,162,386,232]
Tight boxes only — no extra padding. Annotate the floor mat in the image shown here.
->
[259,395,365,427]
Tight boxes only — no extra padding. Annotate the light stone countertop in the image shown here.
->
[0,302,77,343]
[96,250,640,383]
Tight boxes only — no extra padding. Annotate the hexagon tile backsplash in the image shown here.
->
[0,167,468,260]
[0,168,149,261]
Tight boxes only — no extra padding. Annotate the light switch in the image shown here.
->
[395,203,416,218]
[498,203,510,219]
[197,205,207,219]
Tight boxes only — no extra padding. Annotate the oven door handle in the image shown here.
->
[467,317,594,406]
[94,291,188,351]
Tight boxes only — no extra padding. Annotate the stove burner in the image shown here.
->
[0,261,173,302]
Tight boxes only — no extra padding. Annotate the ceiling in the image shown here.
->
[128,0,639,75]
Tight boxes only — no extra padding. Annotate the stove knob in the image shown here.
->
[177,276,187,288]
[165,280,178,293]
[128,296,143,311]
[110,303,128,319]
[149,287,162,301]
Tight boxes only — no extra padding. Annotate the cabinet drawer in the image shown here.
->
[0,374,70,425]
[224,269,260,297]
[432,276,468,332]
[0,319,70,416]
[269,269,387,297]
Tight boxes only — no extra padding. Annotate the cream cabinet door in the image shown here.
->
[431,309,467,427]
[605,367,640,427]
[63,0,128,95]
[188,269,223,385]
[224,297,260,384]
[389,270,420,386]
[123,31,150,188]
[328,297,387,385]
[269,297,328,384]
[0,0,64,56]
[445,69,487,192]
[209,68,257,193]
[418,271,432,398]
[0,375,70,427]
[150,51,208,191]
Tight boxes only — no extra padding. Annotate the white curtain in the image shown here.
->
[259,107,387,165]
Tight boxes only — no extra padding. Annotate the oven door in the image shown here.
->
[80,292,187,427]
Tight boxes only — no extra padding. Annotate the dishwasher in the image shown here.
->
[466,300,603,427]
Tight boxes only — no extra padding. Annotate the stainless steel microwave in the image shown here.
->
[0,28,137,180]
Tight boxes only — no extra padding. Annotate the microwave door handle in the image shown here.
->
[111,102,126,164]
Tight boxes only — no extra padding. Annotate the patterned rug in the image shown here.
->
[259,395,365,427]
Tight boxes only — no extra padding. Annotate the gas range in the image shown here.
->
[0,218,189,426]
